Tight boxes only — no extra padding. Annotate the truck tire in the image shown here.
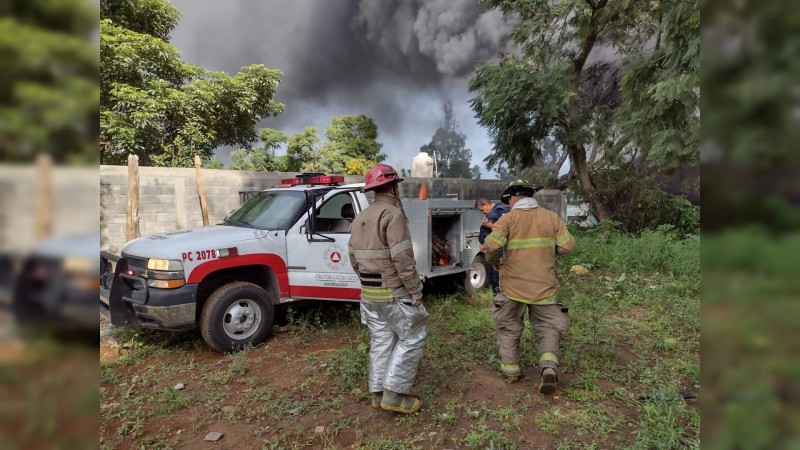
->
[465,254,491,293]
[200,281,275,353]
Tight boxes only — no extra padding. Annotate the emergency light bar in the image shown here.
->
[279,173,344,186]
[309,175,344,185]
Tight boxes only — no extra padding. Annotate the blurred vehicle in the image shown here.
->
[12,233,99,333]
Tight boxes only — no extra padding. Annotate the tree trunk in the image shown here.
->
[570,145,613,221]
[553,149,569,177]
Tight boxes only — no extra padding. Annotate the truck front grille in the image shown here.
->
[122,255,147,271]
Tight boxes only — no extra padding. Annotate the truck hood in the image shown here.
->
[121,226,263,260]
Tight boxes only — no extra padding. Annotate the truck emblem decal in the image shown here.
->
[323,244,349,271]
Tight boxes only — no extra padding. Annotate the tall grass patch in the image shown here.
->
[565,225,699,278]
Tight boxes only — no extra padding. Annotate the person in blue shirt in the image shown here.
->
[474,198,510,295]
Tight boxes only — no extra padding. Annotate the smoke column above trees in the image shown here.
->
[169,0,517,173]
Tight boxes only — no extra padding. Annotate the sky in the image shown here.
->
[169,0,517,177]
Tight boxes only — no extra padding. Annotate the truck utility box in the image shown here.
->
[402,199,483,278]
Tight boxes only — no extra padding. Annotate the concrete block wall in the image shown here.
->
[100,166,565,254]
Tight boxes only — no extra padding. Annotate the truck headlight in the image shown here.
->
[145,259,185,288]
[146,259,183,271]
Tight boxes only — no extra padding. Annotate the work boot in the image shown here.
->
[504,374,521,383]
[500,363,521,383]
[539,367,558,395]
[379,389,421,414]
[370,391,383,409]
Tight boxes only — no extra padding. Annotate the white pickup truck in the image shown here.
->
[100,174,489,352]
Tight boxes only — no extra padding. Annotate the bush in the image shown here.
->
[580,167,699,234]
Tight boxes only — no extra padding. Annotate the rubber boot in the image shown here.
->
[539,367,558,395]
[370,391,383,409]
[379,389,421,414]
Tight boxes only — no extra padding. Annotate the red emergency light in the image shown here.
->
[279,173,344,186]
[279,177,302,186]
[308,175,344,185]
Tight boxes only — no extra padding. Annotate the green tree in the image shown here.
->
[315,115,385,174]
[344,157,374,176]
[0,0,99,163]
[469,0,699,221]
[325,115,385,161]
[287,127,319,172]
[205,155,224,169]
[229,148,254,171]
[423,101,477,178]
[471,165,482,180]
[100,0,284,167]
[249,128,287,171]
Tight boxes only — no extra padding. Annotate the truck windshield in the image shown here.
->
[223,191,305,230]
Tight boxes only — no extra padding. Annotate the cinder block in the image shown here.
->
[138,195,160,205]
[102,175,127,185]
[104,223,125,237]
[101,202,127,215]
[157,212,177,222]
[100,193,126,206]
[144,185,175,196]
[104,214,128,225]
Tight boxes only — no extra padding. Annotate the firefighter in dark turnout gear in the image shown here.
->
[475,198,509,295]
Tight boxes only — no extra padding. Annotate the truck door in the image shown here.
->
[285,190,361,300]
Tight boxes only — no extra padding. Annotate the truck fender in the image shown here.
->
[188,253,289,297]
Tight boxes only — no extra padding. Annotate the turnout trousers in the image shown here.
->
[360,299,430,394]
[491,293,570,379]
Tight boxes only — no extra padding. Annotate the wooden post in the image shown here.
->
[126,154,140,241]
[35,153,52,240]
[194,155,209,227]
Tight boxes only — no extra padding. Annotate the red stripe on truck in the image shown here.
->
[290,286,361,300]
[187,253,289,296]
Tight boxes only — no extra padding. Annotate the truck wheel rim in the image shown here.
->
[470,262,487,288]
[223,299,262,340]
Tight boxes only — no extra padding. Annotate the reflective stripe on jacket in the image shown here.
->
[484,204,575,304]
[348,192,423,301]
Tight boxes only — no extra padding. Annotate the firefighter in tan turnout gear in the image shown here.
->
[484,179,576,395]
[348,163,429,414]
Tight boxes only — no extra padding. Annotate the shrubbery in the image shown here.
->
[577,167,699,234]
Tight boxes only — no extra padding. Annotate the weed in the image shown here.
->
[138,426,176,450]
[228,346,251,375]
[364,439,422,450]
[189,407,202,434]
[246,384,274,403]
[202,368,232,384]
[462,418,517,449]
[435,411,458,426]
[152,387,186,416]
[100,364,119,384]
[536,407,569,435]
[311,341,369,395]
[632,402,699,449]
[116,406,144,438]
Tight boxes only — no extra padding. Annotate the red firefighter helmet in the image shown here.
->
[363,163,403,192]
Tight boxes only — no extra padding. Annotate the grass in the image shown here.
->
[99,227,700,449]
